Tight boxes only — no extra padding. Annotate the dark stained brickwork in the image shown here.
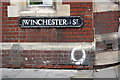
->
[1,50,94,69]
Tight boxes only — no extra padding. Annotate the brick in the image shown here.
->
[61,65,73,68]
[70,12,78,16]
[83,16,92,19]
[2,54,10,57]
[63,35,81,38]
[19,40,29,42]
[43,65,54,68]
[2,57,11,61]
[62,2,71,4]
[71,8,90,12]
[2,6,7,9]
[82,28,93,31]
[5,21,18,24]
[2,65,12,68]
[53,65,62,68]
[72,65,78,68]
[81,35,93,38]
[21,54,36,57]
[84,24,92,27]
[2,2,10,6]
[2,10,7,14]
[78,12,92,15]
[2,61,10,65]
[84,20,93,23]
[8,17,19,20]
[23,65,33,68]
[11,65,21,68]
[71,4,92,8]
[33,65,43,68]
[94,11,119,34]
[2,40,18,42]
[2,13,7,17]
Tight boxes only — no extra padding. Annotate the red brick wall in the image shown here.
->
[2,2,94,42]
[0,1,2,42]
[94,11,120,35]
[1,1,94,69]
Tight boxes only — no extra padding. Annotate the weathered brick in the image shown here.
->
[1,1,95,69]
[94,11,119,34]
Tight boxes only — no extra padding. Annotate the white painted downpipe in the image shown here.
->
[71,48,86,65]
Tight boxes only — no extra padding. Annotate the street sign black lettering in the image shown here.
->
[19,16,83,28]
